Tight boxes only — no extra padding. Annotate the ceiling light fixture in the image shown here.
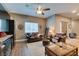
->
[72,10,77,13]
[36,10,43,15]
[36,5,50,15]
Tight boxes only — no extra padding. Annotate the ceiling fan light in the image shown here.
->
[36,10,42,14]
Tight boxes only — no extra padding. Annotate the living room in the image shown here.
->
[0,3,79,56]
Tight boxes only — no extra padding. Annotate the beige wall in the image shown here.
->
[47,15,71,36]
[9,13,47,40]
[72,20,79,36]
[56,16,79,37]
[56,15,71,34]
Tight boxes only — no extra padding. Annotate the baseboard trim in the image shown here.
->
[15,39,27,42]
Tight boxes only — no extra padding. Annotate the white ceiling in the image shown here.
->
[1,3,79,19]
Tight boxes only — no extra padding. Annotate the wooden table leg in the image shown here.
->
[76,48,78,56]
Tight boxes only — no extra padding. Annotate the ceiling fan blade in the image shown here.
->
[43,8,50,11]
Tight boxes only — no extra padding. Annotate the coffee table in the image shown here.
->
[45,42,78,56]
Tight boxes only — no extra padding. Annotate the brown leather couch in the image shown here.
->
[25,32,43,43]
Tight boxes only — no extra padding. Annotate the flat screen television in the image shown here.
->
[0,19,9,32]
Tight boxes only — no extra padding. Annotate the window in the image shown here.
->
[25,22,38,33]
[0,19,8,32]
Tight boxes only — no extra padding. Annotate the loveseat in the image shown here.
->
[47,33,66,43]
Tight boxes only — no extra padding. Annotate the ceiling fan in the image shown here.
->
[25,4,50,15]
[36,5,50,15]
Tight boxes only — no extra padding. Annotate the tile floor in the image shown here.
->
[12,38,79,56]
[12,41,45,56]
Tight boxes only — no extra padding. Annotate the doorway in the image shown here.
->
[61,21,68,34]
